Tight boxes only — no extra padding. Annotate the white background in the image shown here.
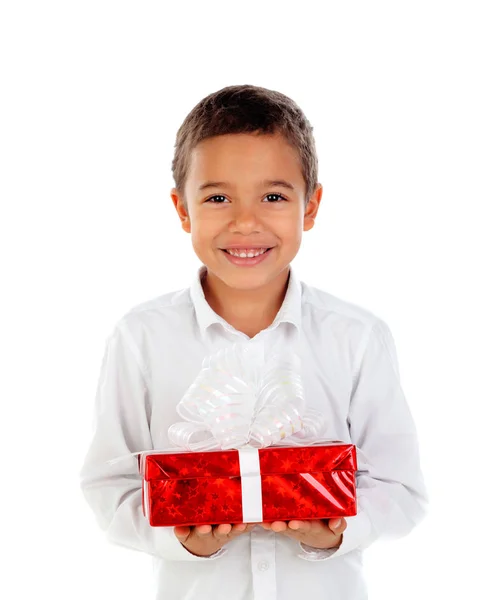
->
[1,1,496,598]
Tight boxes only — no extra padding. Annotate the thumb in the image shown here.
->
[174,526,192,542]
[328,519,342,531]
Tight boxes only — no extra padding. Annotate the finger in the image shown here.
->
[310,519,329,533]
[173,526,192,542]
[288,520,311,533]
[195,524,213,536]
[259,522,271,530]
[270,521,287,533]
[232,523,252,533]
[212,523,232,541]
[328,518,347,534]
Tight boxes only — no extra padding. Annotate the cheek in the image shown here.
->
[279,221,303,242]
[190,222,218,249]
[191,220,211,236]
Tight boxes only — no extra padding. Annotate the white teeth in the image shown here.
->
[226,248,268,258]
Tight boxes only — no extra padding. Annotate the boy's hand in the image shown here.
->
[174,523,256,557]
[260,518,346,550]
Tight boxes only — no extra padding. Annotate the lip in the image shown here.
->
[221,247,274,267]
[222,245,274,250]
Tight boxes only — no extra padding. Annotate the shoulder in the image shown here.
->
[301,280,384,333]
[300,281,396,379]
[109,285,194,342]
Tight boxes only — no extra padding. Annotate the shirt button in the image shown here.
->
[258,560,269,571]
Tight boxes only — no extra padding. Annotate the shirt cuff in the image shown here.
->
[297,511,373,561]
[298,541,340,561]
[179,542,227,560]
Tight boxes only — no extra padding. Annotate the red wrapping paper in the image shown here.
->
[140,443,357,527]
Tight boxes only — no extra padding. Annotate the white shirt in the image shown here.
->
[79,264,428,600]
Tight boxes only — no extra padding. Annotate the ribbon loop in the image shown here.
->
[167,342,326,451]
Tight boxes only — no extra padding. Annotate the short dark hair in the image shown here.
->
[171,84,319,210]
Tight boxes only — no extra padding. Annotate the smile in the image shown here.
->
[221,247,274,266]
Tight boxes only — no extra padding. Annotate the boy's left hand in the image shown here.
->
[259,518,346,550]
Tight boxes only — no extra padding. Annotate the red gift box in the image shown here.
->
[139,443,357,527]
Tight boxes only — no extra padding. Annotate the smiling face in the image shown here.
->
[171,131,322,293]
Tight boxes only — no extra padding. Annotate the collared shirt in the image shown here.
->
[79,264,428,600]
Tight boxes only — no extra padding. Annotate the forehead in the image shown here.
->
[187,132,304,186]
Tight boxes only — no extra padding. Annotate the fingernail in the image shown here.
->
[332,519,341,528]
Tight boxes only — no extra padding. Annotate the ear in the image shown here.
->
[303,183,323,232]
[171,188,191,233]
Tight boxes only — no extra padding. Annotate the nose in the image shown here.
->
[228,204,263,234]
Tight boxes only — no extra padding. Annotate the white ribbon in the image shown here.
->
[166,342,326,452]
[237,447,263,523]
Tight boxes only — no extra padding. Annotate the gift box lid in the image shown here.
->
[140,443,356,482]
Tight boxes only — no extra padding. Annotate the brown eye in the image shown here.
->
[205,193,287,203]
[264,193,286,202]
[205,195,228,203]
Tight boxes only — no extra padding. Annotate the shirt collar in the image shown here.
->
[190,264,303,340]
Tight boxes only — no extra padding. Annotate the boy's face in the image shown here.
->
[171,132,322,291]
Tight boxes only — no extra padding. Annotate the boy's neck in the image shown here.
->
[201,267,290,339]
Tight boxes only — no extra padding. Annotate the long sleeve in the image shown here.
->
[79,319,225,561]
[300,318,429,561]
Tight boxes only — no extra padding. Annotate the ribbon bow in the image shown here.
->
[167,342,326,451]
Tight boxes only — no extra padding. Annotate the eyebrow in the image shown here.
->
[198,179,296,192]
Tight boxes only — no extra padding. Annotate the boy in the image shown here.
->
[80,84,428,600]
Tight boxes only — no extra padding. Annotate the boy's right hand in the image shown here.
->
[174,523,256,557]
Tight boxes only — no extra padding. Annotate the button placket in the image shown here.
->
[250,526,277,600]
[257,560,269,571]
